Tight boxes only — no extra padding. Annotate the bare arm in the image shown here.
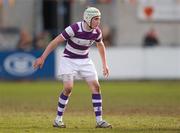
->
[33,35,65,69]
[41,35,65,60]
[96,41,109,78]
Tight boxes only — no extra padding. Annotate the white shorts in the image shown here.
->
[57,56,98,81]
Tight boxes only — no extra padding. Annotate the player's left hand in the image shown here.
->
[103,65,109,78]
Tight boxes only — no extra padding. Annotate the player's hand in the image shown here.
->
[33,57,45,69]
[103,65,109,78]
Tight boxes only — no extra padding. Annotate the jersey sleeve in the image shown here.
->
[60,23,79,40]
[60,26,75,40]
[95,28,103,43]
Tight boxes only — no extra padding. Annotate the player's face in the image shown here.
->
[91,16,101,29]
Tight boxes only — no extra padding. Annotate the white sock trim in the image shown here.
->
[96,116,103,123]
[56,116,63,122]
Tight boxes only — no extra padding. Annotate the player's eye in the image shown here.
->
[93,17,100,21]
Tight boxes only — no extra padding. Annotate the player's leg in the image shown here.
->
[86,79,112,128]
[86,79,102,122]
[53,74,74,128]
[79,59,112,128]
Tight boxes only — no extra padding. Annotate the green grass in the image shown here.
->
[0,81,180,133]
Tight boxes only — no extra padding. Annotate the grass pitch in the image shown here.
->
[0,80,180,133]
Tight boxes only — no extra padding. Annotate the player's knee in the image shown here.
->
[64,84,73,96]
[63,87,72,96]
[63,81,73,96]
[93,83,100,93]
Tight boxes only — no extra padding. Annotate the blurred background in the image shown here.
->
[0,1,180,132]
[0,0,180,80]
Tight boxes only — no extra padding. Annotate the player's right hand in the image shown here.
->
[33,57,45,69]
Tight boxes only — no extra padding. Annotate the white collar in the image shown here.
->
[82,21,93,32]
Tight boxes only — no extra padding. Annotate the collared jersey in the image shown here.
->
[60,21,102,59]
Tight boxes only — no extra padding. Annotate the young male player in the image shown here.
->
[33,7,112,128]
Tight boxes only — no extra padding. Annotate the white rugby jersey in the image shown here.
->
[60,21,102,59]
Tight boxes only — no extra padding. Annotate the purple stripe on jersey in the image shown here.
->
[74,31,99,40]
[81,21,101,36]
[57,111,63,116]
[61,31,70,40]
[95,111,101,116]
[92,94,101,100]
[93,102,102,107]
[60,93,68,100]
[70,23,79,33]
[68,39,89,50]
[58,102,65,108]
[64,49,88,59]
